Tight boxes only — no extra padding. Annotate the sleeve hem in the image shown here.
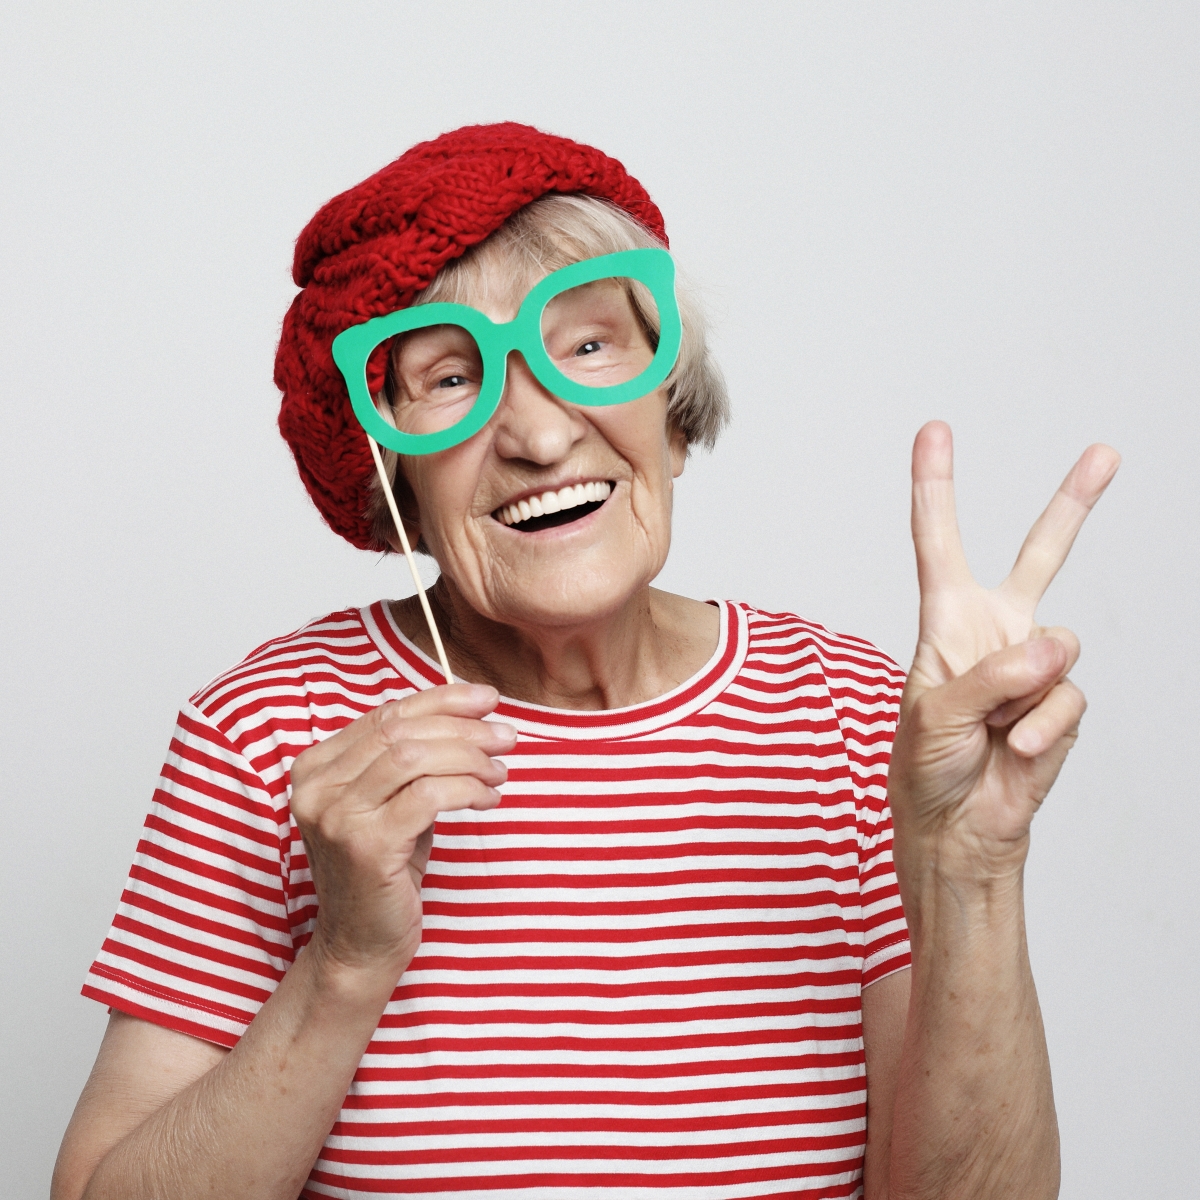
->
[862,931,912,988]
[82,975,248,1050]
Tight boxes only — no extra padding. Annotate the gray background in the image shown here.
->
[2,2,1196,1195]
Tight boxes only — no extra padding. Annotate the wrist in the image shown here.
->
[901,881,1029,981]
[890,788,1031,884]
[894,831,1028,889]
[300,929,412,1010]
[893,838,1028,951]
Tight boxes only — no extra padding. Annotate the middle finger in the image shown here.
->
[351,736,508,811]
[1001,444,1120,607]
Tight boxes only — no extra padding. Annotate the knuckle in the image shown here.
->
[290,783,314,819]
[376,702,407,741]
[313,809,345,843]
[387,738,423,771]
[288,742,322,785]
[294,783,332,827]
[288,770,325,823]
[406,774,443,810]
[990,647,1026,686]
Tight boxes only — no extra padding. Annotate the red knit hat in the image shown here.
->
[274,122,667,550]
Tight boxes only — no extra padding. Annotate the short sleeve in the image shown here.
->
[823,636,912,988]
[82,703,295,1047]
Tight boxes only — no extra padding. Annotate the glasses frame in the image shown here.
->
[331,248,682,456]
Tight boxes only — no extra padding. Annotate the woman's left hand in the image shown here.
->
[888,421,1120,882]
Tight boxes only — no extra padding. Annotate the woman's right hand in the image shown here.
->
[289,683,517,977]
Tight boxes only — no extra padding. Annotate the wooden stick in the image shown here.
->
[366,435,453,685]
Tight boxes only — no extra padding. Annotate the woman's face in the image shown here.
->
[396,269,687,633]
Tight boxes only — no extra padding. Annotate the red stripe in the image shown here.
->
[352,1050,866,1083]
[332,1102,864,1136]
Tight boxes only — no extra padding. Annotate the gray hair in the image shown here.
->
[369,193,728,550]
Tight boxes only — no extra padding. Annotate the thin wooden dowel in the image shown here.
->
[366,435,453,685]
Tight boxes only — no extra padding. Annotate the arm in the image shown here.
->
[53,684,518,1200]
[862,968,910,1197]
[52,1014,226,1200]
[55,945,397,1200]
[867,422,1118,1200]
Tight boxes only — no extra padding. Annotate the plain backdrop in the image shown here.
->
[2,2,1196,1195]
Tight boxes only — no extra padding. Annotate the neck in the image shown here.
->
[390,577,719,711]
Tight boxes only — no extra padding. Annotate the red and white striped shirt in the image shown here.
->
[85,599,910,1199]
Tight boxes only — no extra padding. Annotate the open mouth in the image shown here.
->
[494,481,613,533]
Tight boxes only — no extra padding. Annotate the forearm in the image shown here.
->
[82,940,398,1200]
[887,857,1058,1200]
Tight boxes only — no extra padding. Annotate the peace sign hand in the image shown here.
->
[888,421,1120,882]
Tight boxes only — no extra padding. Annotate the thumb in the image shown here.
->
[914,638,1069,729]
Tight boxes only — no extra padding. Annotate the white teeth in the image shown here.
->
[495,481,612,526]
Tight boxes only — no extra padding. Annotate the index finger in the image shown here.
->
[1003,444,1120,605]
[299,683,501,765]
[390,682,501,721]
[910,421,974,592]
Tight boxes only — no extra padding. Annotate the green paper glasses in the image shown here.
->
[331,248,682,456]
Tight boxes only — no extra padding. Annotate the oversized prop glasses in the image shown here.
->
[332,248,682,456]
[330,248,682,685]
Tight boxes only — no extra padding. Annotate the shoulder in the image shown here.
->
[728,604,903,807]
[184,605,403,757]
[737,602,905,693]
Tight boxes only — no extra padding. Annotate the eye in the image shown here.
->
[437,375,470,389]
[575,340,603,357]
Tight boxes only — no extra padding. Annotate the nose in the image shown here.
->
[490,352,587,464]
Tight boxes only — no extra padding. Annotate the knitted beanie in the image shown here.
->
[274,122,667,550]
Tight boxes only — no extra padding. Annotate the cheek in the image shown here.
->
[591,393,674,477]
[403,450,484,545]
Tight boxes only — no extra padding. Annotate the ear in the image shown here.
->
[668,419,688,479]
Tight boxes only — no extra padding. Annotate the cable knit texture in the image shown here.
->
[274,122,667,550]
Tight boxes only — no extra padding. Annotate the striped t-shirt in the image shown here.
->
[84,599,910,1200]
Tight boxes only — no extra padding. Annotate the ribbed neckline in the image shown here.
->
[360,598,748,741]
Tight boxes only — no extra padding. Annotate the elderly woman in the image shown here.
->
[53,123,1117,1200]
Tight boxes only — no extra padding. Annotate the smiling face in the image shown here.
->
[393,267,688,633]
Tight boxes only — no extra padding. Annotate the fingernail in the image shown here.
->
[1010,727,1040,755]
[491,722,518,742]
[1026,638,1061,672]
[491,760,509,780]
